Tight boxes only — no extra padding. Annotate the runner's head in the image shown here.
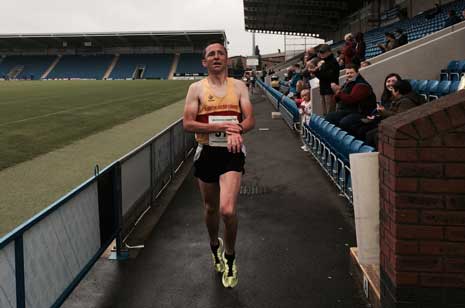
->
[202,41,228,74]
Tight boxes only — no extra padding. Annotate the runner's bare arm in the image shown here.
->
[183,82,241,134]
[236,79,255,133]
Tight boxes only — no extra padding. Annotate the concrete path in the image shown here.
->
[63,90,366,308]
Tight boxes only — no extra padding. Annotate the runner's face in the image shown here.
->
[202,44,227,73]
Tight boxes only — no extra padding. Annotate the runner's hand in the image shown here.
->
[227,133,243,153]
[221,122,242,134]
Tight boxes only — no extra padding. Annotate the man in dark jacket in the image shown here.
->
[325,64,376,135]
[395,29,408,46]
[309,44,340,115]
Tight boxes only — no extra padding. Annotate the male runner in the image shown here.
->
[183,41,255,288]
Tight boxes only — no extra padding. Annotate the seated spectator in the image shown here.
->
[359,79,425,147]
[341,33,355,68]
[299,89,312,152]
[426,3,441,20]
[395,29,408,46]
[325,64,376,135]
[377,32,399,53]
[444,10,462,28]
[380,73,402,109]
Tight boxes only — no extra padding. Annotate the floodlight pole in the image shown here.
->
[252,32,256,56]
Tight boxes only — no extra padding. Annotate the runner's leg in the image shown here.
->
[219,171,242,255]
[198,180,220,246]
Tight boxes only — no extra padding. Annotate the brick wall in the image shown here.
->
[378,90,465,308]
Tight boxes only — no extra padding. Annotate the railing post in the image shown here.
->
[15,236,25,308]
[112,163,127,260]
[169,126,174,179]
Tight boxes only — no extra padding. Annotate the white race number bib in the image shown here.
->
[208,115,238,147]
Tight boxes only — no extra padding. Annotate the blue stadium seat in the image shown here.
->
[427,80,440,101]
[358,145,376,153]
[409,79,418,91]
[449,81,460,93]
[416,80,429,98]
[431,80,451,100]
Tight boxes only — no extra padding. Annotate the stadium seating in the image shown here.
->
[0,55,56,79]
[48,55,114,80]
[302,114,375,203]
[110,54,174,79]
[176,53,207,76]
[332,0,465,60]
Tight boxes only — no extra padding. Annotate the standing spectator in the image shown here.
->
[444,10,462,28]
[395,29,408,46]
[309,44,340,115]
[299,89,312,152]
[341,33,355,68]
[354,32,366,64]
[378,32,399,53]
[325,64,376,135]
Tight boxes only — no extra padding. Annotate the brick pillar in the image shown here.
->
[378,91,465,308]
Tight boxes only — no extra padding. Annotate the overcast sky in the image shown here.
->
[0,0,323,57]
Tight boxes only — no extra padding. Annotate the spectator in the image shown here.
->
[309,44,340,115]
[444,10,462,28]
[380,73,402,109]
[341,33,356,68]
[354,32,366,64]
[292,80,305,104]
[360,61,371,68]
[287,63,302,97]
[270,75,280,91]
[377,32,399,53]
[360,79,425,147]
[299,88,312,152]
[395,29,408,46]
[325,64,376,135]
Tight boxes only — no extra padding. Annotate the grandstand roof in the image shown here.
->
[243,0,364,39]
[0,30,226,50]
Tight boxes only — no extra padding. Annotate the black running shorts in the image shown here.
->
[194,145,245,183]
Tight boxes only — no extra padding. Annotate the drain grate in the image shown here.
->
[239,184,270,196]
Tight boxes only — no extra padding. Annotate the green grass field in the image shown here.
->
[0,80,193,171]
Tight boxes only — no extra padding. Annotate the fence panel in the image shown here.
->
[22,182,100,308]
[172,122,186,170]
[121,147,151,217]
[152,130,172,196]
[0,241,16,308]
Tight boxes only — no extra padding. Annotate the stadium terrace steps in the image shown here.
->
[168,53,180,80]
[41,55,62,79]
[0,55,56,80]
[103,54,120,80]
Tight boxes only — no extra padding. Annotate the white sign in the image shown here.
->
[246,57,259,67]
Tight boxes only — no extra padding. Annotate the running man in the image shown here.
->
[183,41,255,288]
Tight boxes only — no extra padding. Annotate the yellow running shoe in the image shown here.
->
[222,252,238,288]
[211,238,225,273]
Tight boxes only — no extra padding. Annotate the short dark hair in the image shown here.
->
[345,63,359,72]
[392,79,412,95]
[202,40,227,59]
[395,29,404,34]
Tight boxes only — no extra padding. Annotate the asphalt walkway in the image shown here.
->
[64,89,365,308]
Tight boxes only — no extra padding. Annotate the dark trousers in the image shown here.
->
[325,111,362,136]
